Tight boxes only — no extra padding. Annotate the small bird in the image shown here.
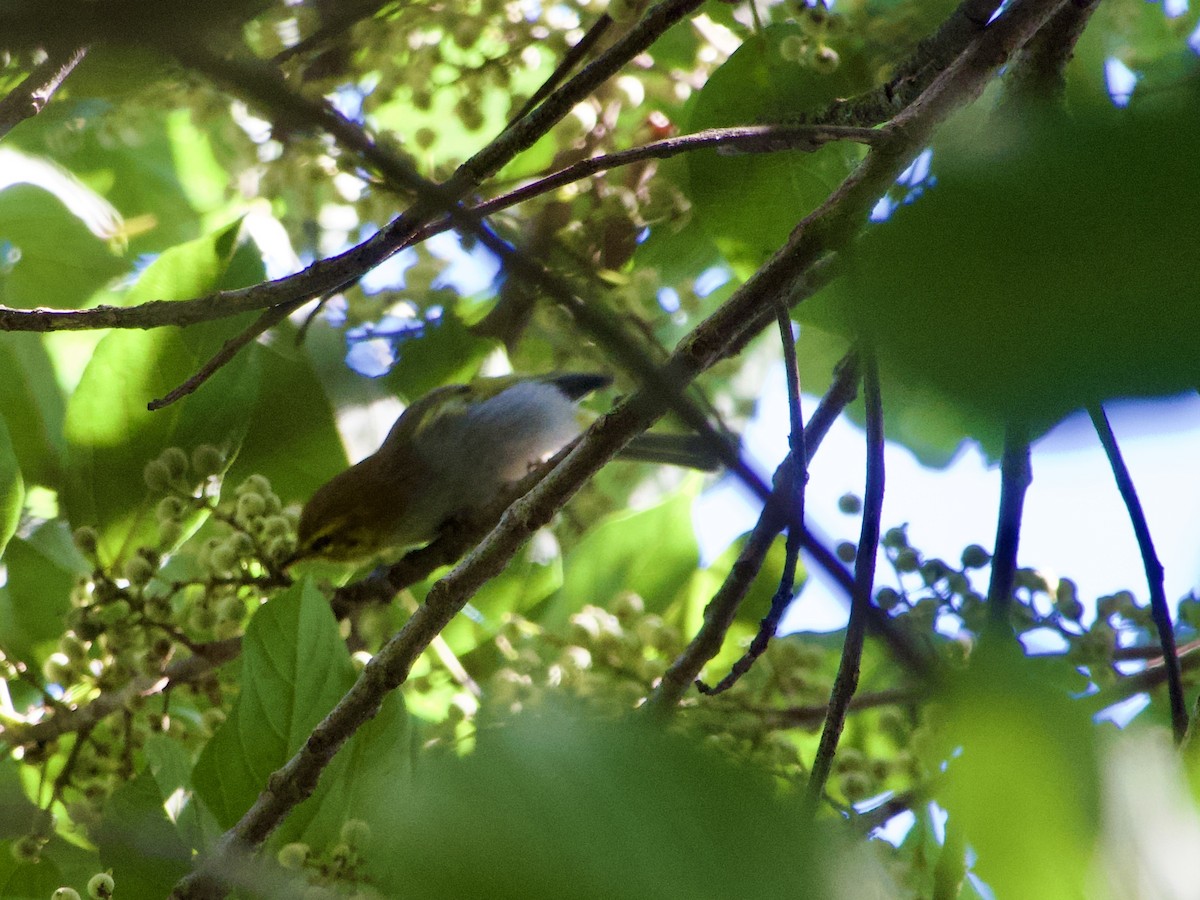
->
[292,373,718,563]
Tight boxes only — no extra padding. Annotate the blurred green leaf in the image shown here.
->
[0,522,86,662]
[0,181,127,309]
[0,852,64,900]
[0,414,24,561]
[61,220,264,560]
[685,25,870,277]
[96,767,192,898]
[222,320,348,510]
[371,705,833,899]
[0,334,66,486]
[802,94,1200,455]
[542,482,701,626]
[934,641,1099,899]
[192,579,357,828]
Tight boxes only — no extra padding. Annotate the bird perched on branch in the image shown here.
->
[291,373,719,563]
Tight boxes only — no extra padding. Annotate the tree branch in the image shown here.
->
[695,307,809,695]
[646,351,861,713]
[804,347,885,814]
[986,424,1031,635]
[0,45,87,140]
[6,638,240,747]
[506,13,613,126]
[1089,404,1187,744]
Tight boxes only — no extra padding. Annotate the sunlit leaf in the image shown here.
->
[686,25,871,277]
[192,579,358,828]
[61,220,264,560]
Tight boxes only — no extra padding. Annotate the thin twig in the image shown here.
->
[696,306,808,694]
[646,351,862,712]
[7,639,241,746]
[270,0,395,66]
[148,299,307,410]
[0,46,87,140]
[804,347,885,815]
[1089,404,1187,743]
[506,13,613,126]
[986,424,1031,635]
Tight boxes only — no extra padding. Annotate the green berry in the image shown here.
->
[43,653,72,685]
[191,444,224,478]
[837,493,862,515]
[11,834,41,863]
[52,889,82,900]
[236,474,272,497]
[779,34,806,63]
[875,586,901,611]
[812,45,840,74]
[143,459,173,493]
[236,493,267,522]
[188,605,218,631]
[158,519,184,547]
[160,447,189,480]
[87,872,115,899]
[156,496,185,523]
[960,544,991,569]
[277,842,310,870]
[340,818,372,850]
[840,771,871,803]
[73,526,100,557]
[97,599,131,626]
[122,555,155,586]
[894,549,920,573]
[201,708,227,735]
[208,544,238,575]
[836,541,857,563]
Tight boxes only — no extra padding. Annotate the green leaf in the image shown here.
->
[0,333,66,486]
[96,765,193,898]
[0,181,127,309]
[381,306,495,401]
[192,579,357,828]
[0,414,24,560]
[283,691,413,850]
[933,641,1099,899]
[802,94,1200,453]
[685,25,870,277]
[0,522,85,662]
[61,221,264,560]
[541,482,701,626]
[370,705,831,898]
[0,851,64,900]
[222,320,348,510]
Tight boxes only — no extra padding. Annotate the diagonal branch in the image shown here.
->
[0,45,87,140]
[695,306,809,695]
[804,347,885,814]
[1089,404,1187,744]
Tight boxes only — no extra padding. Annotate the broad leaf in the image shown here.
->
[61,221,264,560]
[686,25,871,277]
[0,414,23,560]
[192,580,357,828]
